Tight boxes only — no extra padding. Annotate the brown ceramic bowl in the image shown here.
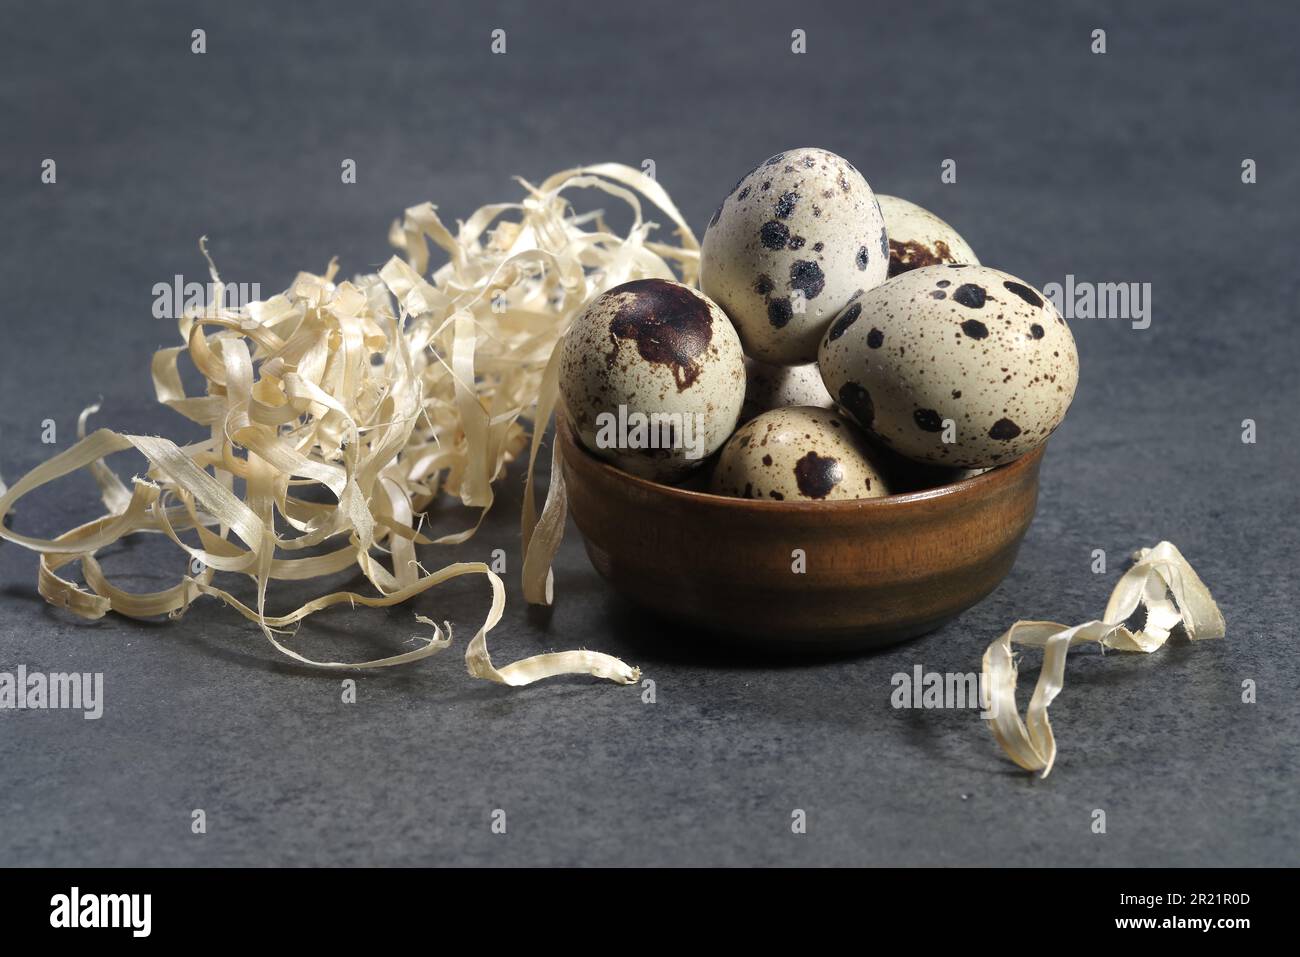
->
[558,416,1044,651]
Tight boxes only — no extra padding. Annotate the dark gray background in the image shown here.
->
[1,0,1296,866]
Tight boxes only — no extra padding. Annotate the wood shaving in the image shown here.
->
[982,541,1226,776]
[0,164,697,682]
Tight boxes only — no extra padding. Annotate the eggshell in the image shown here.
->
[560,278,745,482]
[740,357,833,423]
[877,195,979,277]
[701,148,889,365]
[710,406,891,502]
[818,265,1078,468]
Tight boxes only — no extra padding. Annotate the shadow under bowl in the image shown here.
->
[558,417,1044,652]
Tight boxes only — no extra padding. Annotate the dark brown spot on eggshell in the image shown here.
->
[1003,281,1044,308]
[960,319,989,339]
[827,302,861,341]
[866,328,884,349]
[768,297,793,328]
[838,382,875,428]
[794,451,843,499]
[888,238,954,277]
[989,418,1022,440]
[913,408,944,432]
[953,284,987,308]
[789,260,825,299]
[760,220,789,249]
[607,279,713,392]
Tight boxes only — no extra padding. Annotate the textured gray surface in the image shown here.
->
[1,0,1297,866]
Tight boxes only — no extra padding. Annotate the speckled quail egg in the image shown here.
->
[710,406,891,502]
[877,195,979,277]
[701,148,889,365]
[740,357,833,423]
[818,265,1078,468]
[560,278,745,482]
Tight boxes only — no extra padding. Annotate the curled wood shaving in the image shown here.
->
[0,164,696,682]
[982,541,1226,776]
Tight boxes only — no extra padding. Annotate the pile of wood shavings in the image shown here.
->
[0,164,696,683]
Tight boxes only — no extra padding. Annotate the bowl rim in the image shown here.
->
[557,416,1046,513]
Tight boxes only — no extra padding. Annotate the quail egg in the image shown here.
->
[818,265,1078,468]
[710,406,891,501]
[560,278,745,482]
[877,195,979,277]
[740,357,833,423]
[701,148,889,365]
